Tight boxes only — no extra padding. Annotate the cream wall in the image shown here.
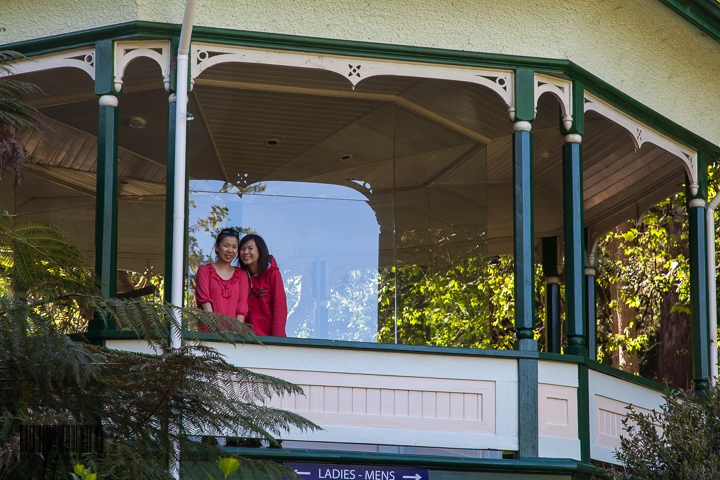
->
[2,0,720,145]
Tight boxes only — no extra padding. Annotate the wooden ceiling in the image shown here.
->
[7,58,686,262]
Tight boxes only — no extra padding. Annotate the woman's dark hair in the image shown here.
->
[239,234,271,276]
[214,228,240,261]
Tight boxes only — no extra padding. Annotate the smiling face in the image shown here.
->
[215,235,239,265]
[240,239,260,271]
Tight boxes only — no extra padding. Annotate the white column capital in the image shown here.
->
[98,95,118,107]
[564,133,582,144]
[689,198,706,208]
[513,121,532,132]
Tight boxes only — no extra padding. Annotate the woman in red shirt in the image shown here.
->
[238,234,287,336]
[195,228,249,331]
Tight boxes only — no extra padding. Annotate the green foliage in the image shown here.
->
[0,213,95,297]
[207,457,241,480]
[0,213,317,480]
[70,464,97,480]
[377,257,518,349]
[594,192,690,374]
[608,383,720,480]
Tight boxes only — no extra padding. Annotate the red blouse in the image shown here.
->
[195,263,249,331]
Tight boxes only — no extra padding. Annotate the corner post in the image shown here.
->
[689,152,710,393]
[94,39,119,302]
[513,68,538,459]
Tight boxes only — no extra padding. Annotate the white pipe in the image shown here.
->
[171,0,197,353]
[170,4,197,480]
[707,194,720,385]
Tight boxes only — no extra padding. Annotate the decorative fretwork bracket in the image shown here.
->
[190,43,514,111]
[0,47,95,80]
[534,73,573,130]
[113,40,172,93]
[584,92,699,195]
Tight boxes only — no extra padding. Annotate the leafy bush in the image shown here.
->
[609,382,720,480]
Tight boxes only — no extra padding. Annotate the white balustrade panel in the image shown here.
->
[588,370,664,464]
[216,343,520,450]
[537,360,581,460]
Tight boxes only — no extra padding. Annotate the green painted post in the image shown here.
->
[513,69,538,459]
[514,68,535,122]
[513,120,536,352]
[512,67,536,353]
[542,237,561,354]
[563,135,587,357]
[94,95,119,301]
[577,364,590,462]
[689,154,710,393]
[164,96,177,304]
[94,39,115,97]
[89,40,118,334]
[94,40,118,293]
[518,358,539,458]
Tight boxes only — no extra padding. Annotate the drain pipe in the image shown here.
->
[169,4,197,479]
[707,194,720,384]
[171,0,197,351]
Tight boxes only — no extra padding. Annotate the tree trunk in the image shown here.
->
[657,291,692,389]
[656,206,692,389]
[608,221,639,373]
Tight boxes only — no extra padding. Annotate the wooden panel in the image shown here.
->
[538,384,578,439]
[256,368,495,435]
[594,395,651,450]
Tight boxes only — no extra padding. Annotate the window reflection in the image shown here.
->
[189,180,381,340]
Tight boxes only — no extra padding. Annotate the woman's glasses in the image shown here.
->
[219,228,239,237]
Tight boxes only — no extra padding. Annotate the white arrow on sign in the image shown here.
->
[294,470,311,476]
[402,475,422,480]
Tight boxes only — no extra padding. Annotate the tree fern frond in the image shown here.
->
[0,214,96,296]
[0,212,320,479]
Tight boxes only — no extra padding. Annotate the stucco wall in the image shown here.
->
[0,0,139,42]
[2,0,720,145]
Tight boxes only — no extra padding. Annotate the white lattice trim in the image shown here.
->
[114,40,171,93]
[535,73,573,129]
[584,92,698,192]
[0,47,95,79]
[190,43,513,109]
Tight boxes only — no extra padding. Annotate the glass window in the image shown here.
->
[187,67,491,347]
[115,59,169,303]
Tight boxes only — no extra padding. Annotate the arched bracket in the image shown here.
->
[190,43,514,110]
[584,92,698,195]
[534,73,573,130]
[113,40,172,93]
[0,47,95,80]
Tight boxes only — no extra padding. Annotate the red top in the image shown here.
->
[195,263,249,331]
[246,256,287,336]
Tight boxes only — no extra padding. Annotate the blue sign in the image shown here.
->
[284,463,429,480]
